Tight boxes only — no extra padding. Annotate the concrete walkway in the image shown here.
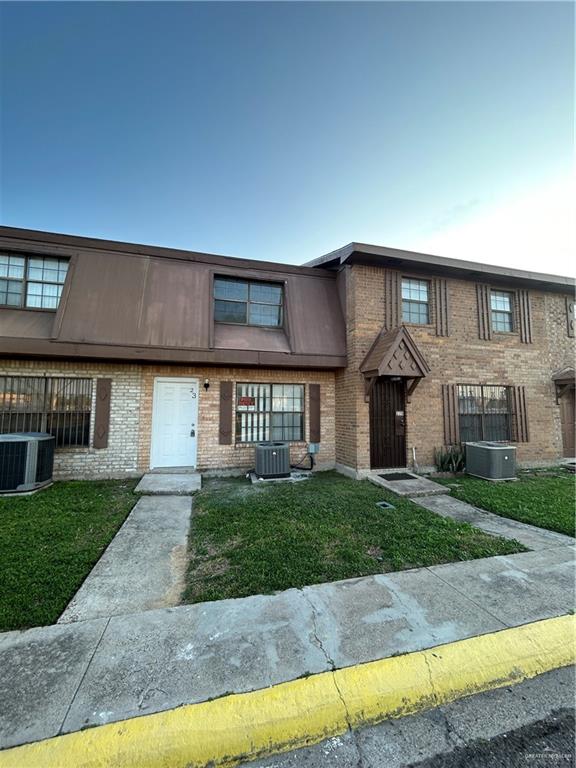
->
[413,494,575,550]
[1,544,573,750]
[58,495,192,624]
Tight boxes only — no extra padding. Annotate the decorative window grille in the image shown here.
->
[457,384,511,442]
[401,278,430,324]
[0,377,93,447]
[236,383,304,442]
[0,253,69,309]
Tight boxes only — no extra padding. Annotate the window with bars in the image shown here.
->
[490,290,514,332]
[236,383,304,443]
[402,278,430,324]
[0,253,69,309]
[457,384,512,442]
[0,377,93,447]
[214,277,283,327]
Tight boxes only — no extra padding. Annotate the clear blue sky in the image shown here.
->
[0,1,573,267]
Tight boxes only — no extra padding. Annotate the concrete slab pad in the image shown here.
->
[62,588,330,733]
[135,472,201,495]
[59,495,191,623]
[369,472,449,497]
[302,568,505,669]
[0,619,108,749]
[428,557,573,627]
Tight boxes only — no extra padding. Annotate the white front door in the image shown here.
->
[150,378,199,468]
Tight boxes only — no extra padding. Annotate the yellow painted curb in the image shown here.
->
[1,614,574,768]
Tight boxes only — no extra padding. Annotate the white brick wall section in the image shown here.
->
[0,360,142,479]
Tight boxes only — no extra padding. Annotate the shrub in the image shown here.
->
[434,444,466,473]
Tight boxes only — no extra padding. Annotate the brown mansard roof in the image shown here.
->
[306,242,575,293]
[0,227,346,368]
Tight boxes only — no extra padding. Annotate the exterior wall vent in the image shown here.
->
[465,441,516,481]
[255,442,290,479]
[0,433,55,493]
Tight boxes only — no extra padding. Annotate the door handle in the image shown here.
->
[190,428,195,437]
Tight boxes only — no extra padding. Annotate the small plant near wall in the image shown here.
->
[434,444,466,473]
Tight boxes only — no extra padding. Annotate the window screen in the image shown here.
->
[490,290,514,332]
[0,253,69,309]
[214,278,283,327]
[402,278,430,324]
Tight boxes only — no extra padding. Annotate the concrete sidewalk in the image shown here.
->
[1,543,573,750]
[58,495,191,623]
[413,494,574,550]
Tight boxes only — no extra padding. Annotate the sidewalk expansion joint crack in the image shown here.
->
[301,590,336,670]
[58,616,111,735]
[424,567,510,629]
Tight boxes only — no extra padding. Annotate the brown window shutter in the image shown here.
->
[510,386,529,442]
[384,270,401,329]
[219,381,233,445]
[518,290,533,344]
[93,378,112,449]
[566,296,575,338]
[442,384,460,445]
[309,384,321,442]
[434,278,450,337]
[476,284,492,340]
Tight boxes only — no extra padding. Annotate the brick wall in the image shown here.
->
[337,265,575,472]
[0,360,142,478]
[138,366,335,473]
[0,360,335,478]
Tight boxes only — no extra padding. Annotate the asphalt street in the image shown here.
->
[244,666,575,768]
[411,710,574,768]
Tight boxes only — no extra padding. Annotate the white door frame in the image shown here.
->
[150,377,199,469]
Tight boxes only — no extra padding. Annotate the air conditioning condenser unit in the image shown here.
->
[465,441,516,481]
[0,433,56,493]
[255,442,290,479]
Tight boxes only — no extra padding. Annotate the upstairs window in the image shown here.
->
[214,277,283,327]
[457,384,511,442]
[0,253,69,310]
[236,383,304,442]
[490,290,514,332]
[0,376,92,448]
[402,278,430,324]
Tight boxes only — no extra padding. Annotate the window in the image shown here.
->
[236,383,304,442]
[457,384,511,442]
[0,377,92,447]
[402,278,430,324]
[490,290,514,332]
[0,253,69,309]
[214,278,283,327]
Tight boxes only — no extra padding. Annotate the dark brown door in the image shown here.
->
[369,378,406,468]
[560,389,575,457]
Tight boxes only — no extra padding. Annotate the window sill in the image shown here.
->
[215,321,285,331]
[0,305,58,313]
[402,321,434,329]
[235,441,307,448]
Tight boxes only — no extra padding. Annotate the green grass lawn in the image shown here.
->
[435,469,575,537]
[184,471,525,604]
[0,479,137,632]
